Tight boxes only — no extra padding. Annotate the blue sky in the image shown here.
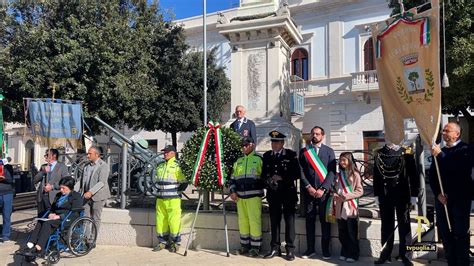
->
[159,0,239,20]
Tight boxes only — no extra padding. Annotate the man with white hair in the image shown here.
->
[230,105,257,143]
[430,122,473,266]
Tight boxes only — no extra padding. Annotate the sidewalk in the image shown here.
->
[1,209,449,266]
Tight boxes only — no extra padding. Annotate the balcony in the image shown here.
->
[350,70,379,92]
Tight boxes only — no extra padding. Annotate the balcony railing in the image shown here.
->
[350,70,379,92]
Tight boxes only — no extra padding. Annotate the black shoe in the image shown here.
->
[263,248,281,259]
[401,256,413,266]
[301,250,316,259]
[235,245,250,255]
[23,247,39,257]
[284,248,295,261]
[248,248,260,257]
[374,256,391,264]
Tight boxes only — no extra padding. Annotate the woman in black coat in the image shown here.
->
[21,176,82,257]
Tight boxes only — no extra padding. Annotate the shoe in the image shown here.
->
[284,248,295,261]
[153,243,167,252]
[401,256,413,266]
[301,250,316,259]
[374,256,391,264]
[236,245,250,255]
[23,247,39,257]
[346,258,356,263]
[248,248,259,257]
[168,243,179,253]
[339,256,347,261]
[322,255,331,260]
[263,248,281,259]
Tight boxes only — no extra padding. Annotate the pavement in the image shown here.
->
[0,209,452,266]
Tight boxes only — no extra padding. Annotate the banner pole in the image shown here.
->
[433,156,451,232]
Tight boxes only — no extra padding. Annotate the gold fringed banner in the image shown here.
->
[371,0,441,145]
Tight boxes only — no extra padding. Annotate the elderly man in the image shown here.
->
[429,122,473,266]
[153,145,187,253]
[299,126,336,260]
[262,130,300,261]
[75,146,110,232]
[34,149,69,217]
[230,105,257,143]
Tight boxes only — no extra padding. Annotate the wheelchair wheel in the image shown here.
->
[67,216,97,257]
[46,250,60,265]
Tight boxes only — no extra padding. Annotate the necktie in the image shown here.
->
[238,120,242,129]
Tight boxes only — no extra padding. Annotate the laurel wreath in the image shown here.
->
[424,68,435,101]
[179,126,242,191]
[396,77,413,104]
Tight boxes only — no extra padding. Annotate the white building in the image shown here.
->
[6,0,398,169]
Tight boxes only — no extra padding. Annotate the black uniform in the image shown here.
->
[262,148,300,253]
[373,145,418,263]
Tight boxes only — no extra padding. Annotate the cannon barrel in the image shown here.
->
[93,116,156,159]
[110,136,151,163]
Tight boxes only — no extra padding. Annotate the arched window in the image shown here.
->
[291,48,309,81]
[363,38,375,71]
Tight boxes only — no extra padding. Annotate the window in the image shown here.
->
[363,38,375,71]
[291,48,309,81]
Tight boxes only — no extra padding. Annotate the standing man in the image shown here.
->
[153,145,187,253]
[229,136,264,257]
[373,143,418,266]
[0,160,14,242]
[230,105,257,143]
[75,146,110,233]
[34,149,69,217]
[262,130,300,261]
[430,122,473,266]
[299,126,336,259]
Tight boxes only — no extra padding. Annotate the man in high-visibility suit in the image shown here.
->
[153,145,187,253]
[229,136,264,257]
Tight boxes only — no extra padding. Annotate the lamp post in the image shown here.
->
[202,0,210,211]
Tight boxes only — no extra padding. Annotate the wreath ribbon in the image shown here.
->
[191,121,226,187]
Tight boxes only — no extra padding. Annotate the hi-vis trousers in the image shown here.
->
[156,198,181,244]
[237,197,262,248]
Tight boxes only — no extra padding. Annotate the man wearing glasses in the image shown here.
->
[34,149,69,217]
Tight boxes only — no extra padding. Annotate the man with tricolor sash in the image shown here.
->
[299,126,336,260]
[153,145,187,253]
[229,136,264,257]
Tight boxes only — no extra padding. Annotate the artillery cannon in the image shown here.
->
[92,116,164,196]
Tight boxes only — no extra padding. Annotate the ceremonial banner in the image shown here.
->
[371,0,441,144]
[27,99,83,148]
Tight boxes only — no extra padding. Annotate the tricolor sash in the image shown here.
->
[303,145,328,183]
[338,171,358,209]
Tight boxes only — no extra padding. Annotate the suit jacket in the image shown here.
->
[75,158,110,202]
[262,148,300,203]
[34,161,69,204]
[230,117,257,143]
[299,143,337,199]
[50,191,83,223]
[429,142,474,202]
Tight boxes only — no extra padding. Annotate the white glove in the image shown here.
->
[375,196,379,205]
[410,197,418,206]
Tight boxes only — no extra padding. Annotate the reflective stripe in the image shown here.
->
[236,189,263,197]
[232,174,259,180]
[156,178,179,183]
[157,191,180,198]
[156,184,179,190]
[250,241,262,247]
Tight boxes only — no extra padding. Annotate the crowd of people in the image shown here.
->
[0,105,472,266]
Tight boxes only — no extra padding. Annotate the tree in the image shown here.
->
[388,0,474,132]
[0,0,230,143]
[137,48,231,148]
[408,71,420,91]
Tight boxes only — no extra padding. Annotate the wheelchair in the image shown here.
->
[22,209,98,265]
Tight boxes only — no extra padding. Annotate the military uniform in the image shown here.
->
[262,131,300,261]
[373,145,418,265]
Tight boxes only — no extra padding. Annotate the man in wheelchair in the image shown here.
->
[17,176,84,258]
